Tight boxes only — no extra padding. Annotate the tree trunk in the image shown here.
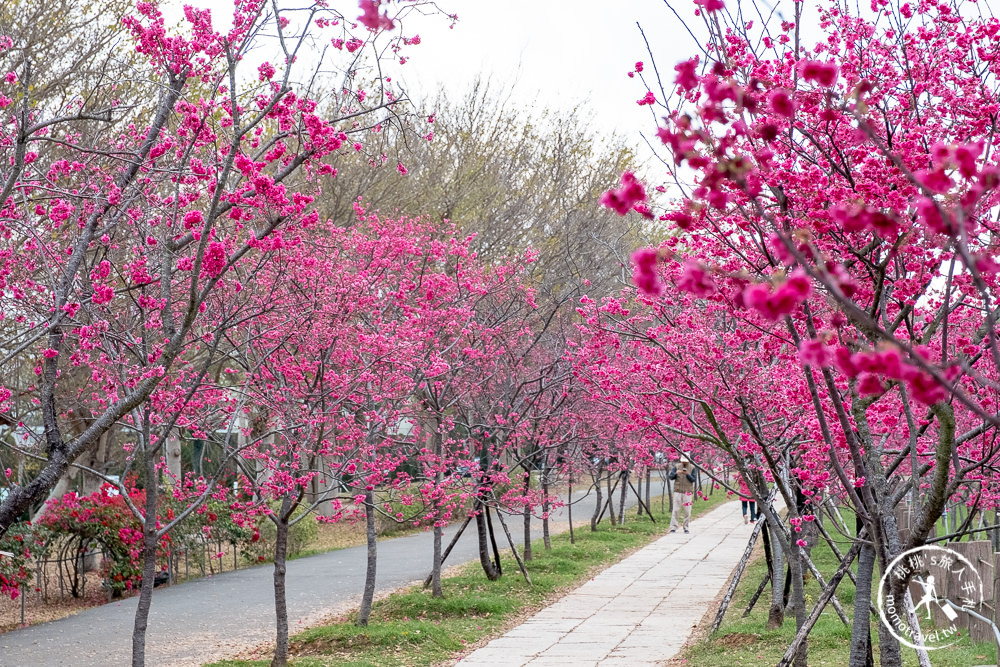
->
[761,520,774,583]
[645,469,652,516]
[765,523,785,629]
[877,607,903,667]
[606,473,617,526]
[431,520,443,598]
[164,432,182,487]
[568,478,575,544]
[475,500,501,581]
[877,511,904,667]
[131,451,159,667]
[617,470,628,525]
[849,543,876,667]
[777,539,861,667]
[190,438,205,478]
[541,468,551,550]
[591,473,603,532]
[522,473,532,561]
[430,419,444,598]
[666,474,672,513]
[787,544,808,667]
[424,515,474,588]
[271,494,297,667]
[485,503,502,576]
[357,488,378,626]
[635,474,643,516]
[783,563,792,608]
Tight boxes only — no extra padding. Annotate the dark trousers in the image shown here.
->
[741,500,757,521]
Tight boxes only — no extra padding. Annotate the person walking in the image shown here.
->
[738,475,757,524]
[669,452,698,534]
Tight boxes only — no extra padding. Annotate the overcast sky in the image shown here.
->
[394,0,699,163]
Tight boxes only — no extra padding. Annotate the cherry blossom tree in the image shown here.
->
[0,0,446,538]
[0,1,462,663]
[599,0,1000,664]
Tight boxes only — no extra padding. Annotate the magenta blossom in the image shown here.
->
[631,248,663,296]
[800,60,839,87]
[768,89,795,117]
[358,0,395,31]
[637,91,657,106]
[744,271,811,320]
[601,172,648,216]
[695,0,725,12]
[677,260,716,297]
[798,339,828,367]
[674,58,699,90]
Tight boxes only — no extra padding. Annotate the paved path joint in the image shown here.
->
[457,501,748,667]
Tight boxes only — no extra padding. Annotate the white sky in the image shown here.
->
[393,0,699,164]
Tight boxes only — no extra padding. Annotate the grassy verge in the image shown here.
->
[680,509,998,667]
[205,490,731,667]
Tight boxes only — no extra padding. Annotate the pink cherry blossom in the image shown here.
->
[601,172,647,216]
[797,339,828,367]
[358,0,395,31]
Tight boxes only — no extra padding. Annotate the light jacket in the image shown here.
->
[669,462,697,494]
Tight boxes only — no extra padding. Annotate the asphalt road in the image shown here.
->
[0,484,649,666]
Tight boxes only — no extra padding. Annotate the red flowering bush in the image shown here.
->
[36,485,161,594]
[35,486,259,594]
[28,482,263,596]
[0,522,36,599]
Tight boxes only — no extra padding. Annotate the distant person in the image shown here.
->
[738,475,757,525]
[669,452,698,534]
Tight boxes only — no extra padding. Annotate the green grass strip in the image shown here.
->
[681,507,998,666]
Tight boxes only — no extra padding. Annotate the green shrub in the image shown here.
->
[164,497,255,549]
[375,491,432,536]
[241,502,318,564]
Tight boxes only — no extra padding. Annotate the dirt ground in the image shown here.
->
[0,569,108,633]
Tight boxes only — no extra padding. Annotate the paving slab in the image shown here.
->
[456,500,752,666]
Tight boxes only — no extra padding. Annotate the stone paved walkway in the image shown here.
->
[456,500,748,667]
